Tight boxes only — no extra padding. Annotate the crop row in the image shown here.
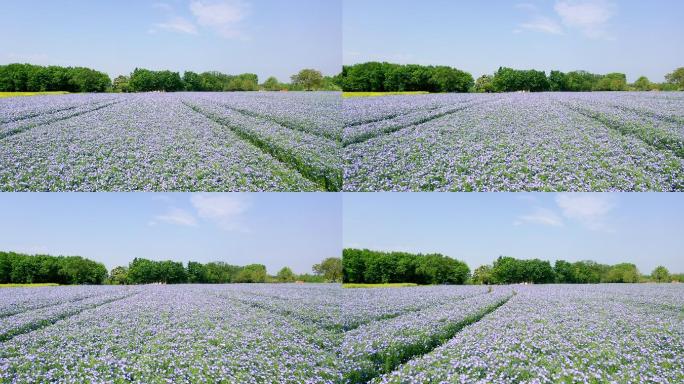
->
[344,93,684,191]
[374,284,684,383]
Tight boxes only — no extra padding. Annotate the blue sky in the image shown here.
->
[0,0,341,81]
[343,193,684,274]
[344,0,684,82]
[0,193,341,274]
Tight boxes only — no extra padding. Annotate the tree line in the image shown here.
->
[0,251,342,285]
[0,251,108,285]
[335,62,684,93]
[342,249,682,285]
[0,63,339,93]
[0,63,111,93]
[334,62,474,93]
[109,256,342,285]
[342,249,471,285]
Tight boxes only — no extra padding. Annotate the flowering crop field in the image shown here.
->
[343,92,684,191]
[0,92,341,192]
[2,284,679,383]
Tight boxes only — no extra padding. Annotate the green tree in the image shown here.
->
[312,257,343,282]
[276,267,296,282]
[112,75,130,93]
[109,266,129,285]
[187,261,208,283]
[604,263,640,283]
[263,76,281,91]
[633,76,652,91]
[665,67,684,90]
[472,265,494,284]
[234,264,267,283]
[651,266,670,283]
[291,69,324,91]
[474,75,495,93]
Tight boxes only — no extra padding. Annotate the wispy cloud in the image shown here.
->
[515,0,615,39]
[515,2,563,35]
[190,193,250,231]
[190,0,249,39]
[152,207,198,227]
[555,193,616,231]
[554,0,616,39]
[151,16,198,35]
[520,16,564,35]
[514,207,564,227]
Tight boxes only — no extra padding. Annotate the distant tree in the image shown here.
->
[604,263,640,283]
[472,265,494,284]
[665,67,684,90]
[594,73,627,91]
[291,69,324,91]
[187,261,208,283]
[112,75,131,93]
[548,70,568,91]
[474,75,495,93]
[263,76,281,91]
[633,76,652,91]
[276,267,296,283]
[312,257,343,282]
[651,266,670,283]
[109,266,129,285]
[234,264,267,283]
[182,71,203,91]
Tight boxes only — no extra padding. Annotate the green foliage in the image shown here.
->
[234,264,268,283]
[593,73,627,91]
[651,266,670,283]
[665,67,684,89]
[489,256,555,284]
[474,75,495,93]
[276,267,296,283]
[108,266,129,285]
[262,76,282,91]
[0,63,110,93]
[186,261,208,283]
[0,251,107,285]
[291,69,324,91]
[342,249,470,285]
[492,67,550,92]
[603,263,640,283]
[472,265,494,284]
[112,75,131,93]
[336,62,473,93]
[128,68,184,92]
[312,257,342,282]
[633,76,652,91]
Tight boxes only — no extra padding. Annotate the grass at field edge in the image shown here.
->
[0,92,69,98]
[343,92,429,98]
[0,283,60,288]
[343,283,419,288]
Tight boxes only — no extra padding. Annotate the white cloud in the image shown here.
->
[554,0,616,39]
[153,207,198,227]
[152,16,198,35]
[514,207,564,227]
[190,0,249,39]
[520,16,564,35]
[190,193,250,231]
[555,193,616,231]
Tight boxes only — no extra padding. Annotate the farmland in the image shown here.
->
[343,92,684,191]
[0,92,341,192]
[1,284,681,383]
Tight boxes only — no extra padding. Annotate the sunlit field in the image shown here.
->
[0,92,342,192]
[343,92,684,192]
[0,92,69,98]
[1,284,681,383]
